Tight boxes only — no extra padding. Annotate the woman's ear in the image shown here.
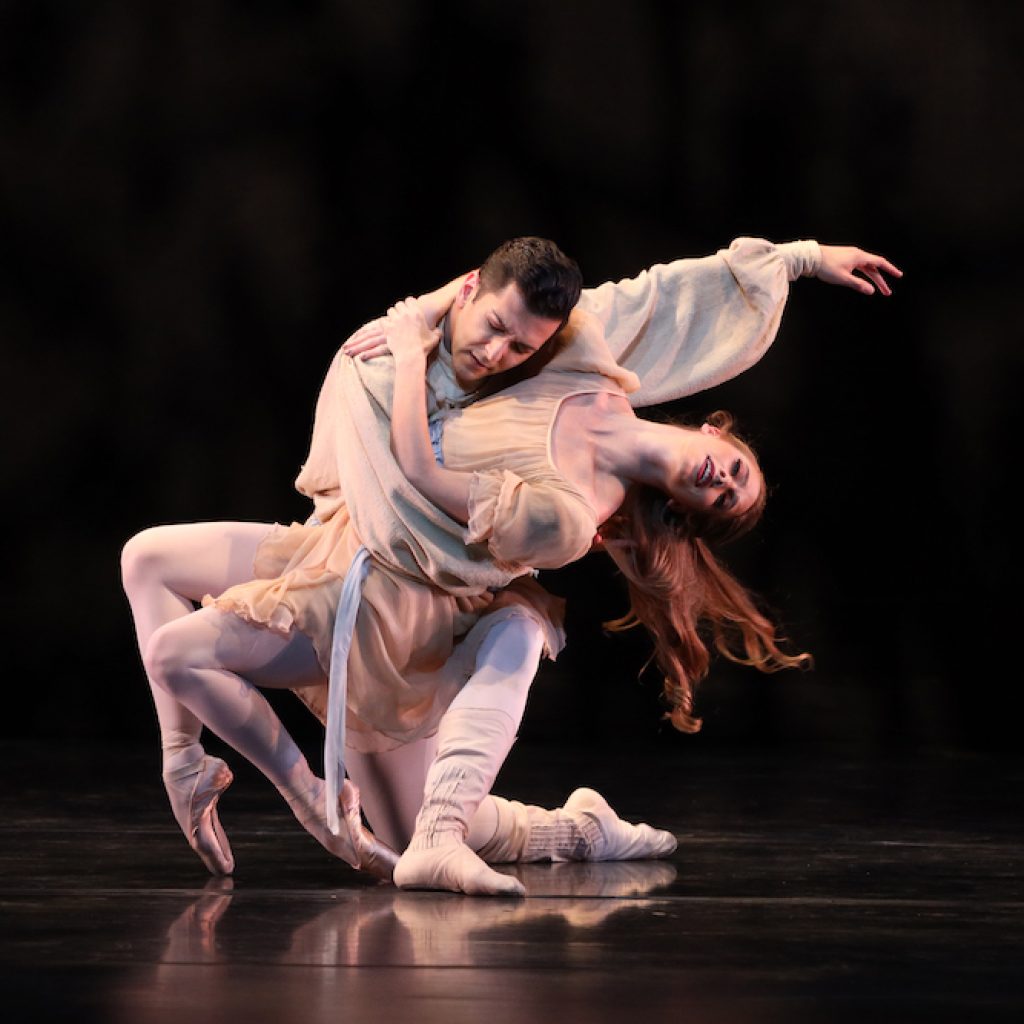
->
[700,422,722,438]
[455,270,480,308]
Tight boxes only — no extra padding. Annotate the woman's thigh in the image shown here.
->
[156,605,327,692]
[125,521,275,603]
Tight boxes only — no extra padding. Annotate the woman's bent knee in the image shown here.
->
[120,527,170,593]
[143,619,200,697]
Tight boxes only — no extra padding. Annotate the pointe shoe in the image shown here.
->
[394,841,526,897]
[563,788,677,861]
[163,756,235,876]
[341,780,400,882]
[288,778,398,882]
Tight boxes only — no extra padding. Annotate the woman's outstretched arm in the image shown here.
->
[385,297,473,524]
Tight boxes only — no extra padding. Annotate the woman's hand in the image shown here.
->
[816,245,903,296]
[341,317,389,361]
[386,297,472,524]
[384,297,440,367]
[342,275,464,362]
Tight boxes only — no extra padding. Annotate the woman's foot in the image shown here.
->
[163,756,235,875]
[285,777,398,882]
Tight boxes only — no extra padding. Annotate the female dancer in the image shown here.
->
[121,236,900,892]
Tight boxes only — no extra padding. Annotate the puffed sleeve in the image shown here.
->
[576,237,822,408]
[466,470,597,571]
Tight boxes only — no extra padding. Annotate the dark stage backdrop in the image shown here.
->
[2,1,1020,755]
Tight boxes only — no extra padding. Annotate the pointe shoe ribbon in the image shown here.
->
[163,756,235,876]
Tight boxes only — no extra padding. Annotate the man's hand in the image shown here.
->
[383,297,440,366]
[816,246,903,296]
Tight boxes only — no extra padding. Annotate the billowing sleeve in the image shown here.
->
[465,470,596,571]
[576,237,821,408]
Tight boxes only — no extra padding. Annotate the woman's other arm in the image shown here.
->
[385,298,472,524]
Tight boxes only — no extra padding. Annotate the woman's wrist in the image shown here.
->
[393,350,427,373]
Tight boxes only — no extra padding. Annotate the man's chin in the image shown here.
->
[453,367,486,391]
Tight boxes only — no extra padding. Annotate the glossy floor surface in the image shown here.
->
[1,739,1021,1023]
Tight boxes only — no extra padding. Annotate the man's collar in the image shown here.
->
[428,326,476,412]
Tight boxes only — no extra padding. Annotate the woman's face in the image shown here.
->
[667,423,762,517]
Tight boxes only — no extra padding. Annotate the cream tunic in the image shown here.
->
[206,237,819,750]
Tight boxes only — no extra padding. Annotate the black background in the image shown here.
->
[2,1,1021,757]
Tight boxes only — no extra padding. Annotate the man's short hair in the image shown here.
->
[477,237,582,328]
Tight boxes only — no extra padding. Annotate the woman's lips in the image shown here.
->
[695,456,713,487]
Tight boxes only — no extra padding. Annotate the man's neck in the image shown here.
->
[441,311,453,354]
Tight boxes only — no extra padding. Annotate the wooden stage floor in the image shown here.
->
[1,739,1021,1023]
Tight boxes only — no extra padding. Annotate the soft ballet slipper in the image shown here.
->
[563,788,677,861]
[477,788,677,864]
[394,841,526,897]
[163,756,235,876]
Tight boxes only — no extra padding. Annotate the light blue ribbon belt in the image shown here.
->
[324,544,371,836]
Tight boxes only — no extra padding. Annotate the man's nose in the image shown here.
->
[479,338,506,366]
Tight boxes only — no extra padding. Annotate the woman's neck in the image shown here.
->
[593,415,684,493]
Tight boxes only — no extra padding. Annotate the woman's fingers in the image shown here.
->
[342,318,387,355]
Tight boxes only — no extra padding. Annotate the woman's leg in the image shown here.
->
[121,522,274,773]
[143,605,379,873]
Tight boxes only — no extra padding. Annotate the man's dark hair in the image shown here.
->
[476,237,582,329]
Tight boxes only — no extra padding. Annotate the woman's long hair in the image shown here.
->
[600,411,811,733]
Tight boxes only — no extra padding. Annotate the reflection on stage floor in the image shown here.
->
[1,740,1021,1023]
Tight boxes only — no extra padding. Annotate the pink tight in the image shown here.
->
[121,522,544,857]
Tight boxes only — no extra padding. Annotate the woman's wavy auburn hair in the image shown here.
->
[600,411,812,733]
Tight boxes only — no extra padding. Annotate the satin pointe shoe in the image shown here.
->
[287,777,399,882]
[341,779,400,881]
[163,756,235,876]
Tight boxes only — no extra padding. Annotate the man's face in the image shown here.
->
[449,276,564,389]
